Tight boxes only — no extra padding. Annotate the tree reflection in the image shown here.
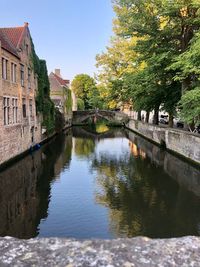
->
[93,145,200,238]
[74,138,95,158]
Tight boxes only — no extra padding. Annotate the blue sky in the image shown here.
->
[0,0,114,80]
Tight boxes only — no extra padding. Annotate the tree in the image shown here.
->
[96,35,142,110]
[71,74,97,109]
[77,98,85,110]
[113,0,184,124]
[96,0,200,126]
[170,33,200,127]
[179,88,200,128]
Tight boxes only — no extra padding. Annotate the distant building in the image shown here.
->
[0,23,41,165]
[49,69,77,119]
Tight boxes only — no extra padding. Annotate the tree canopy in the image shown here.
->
[71,74,104,110]
[96,0,200,126]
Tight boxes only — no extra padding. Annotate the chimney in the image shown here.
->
[55,69,61,77]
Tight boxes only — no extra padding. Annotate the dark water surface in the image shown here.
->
[0,126,200,239]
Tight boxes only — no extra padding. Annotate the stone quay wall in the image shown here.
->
[127,119,200,165]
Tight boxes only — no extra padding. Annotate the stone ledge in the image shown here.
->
[0,236,199,266]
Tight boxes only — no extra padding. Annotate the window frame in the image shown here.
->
[2,58,8,80]
[20,64,25,87]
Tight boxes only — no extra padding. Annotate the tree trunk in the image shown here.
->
[145,111,150,123]
[153,107,159,125]
[137,111,142,121]
[168,113,174,128]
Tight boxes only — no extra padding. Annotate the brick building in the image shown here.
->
[49,69,77,120]
[0,23,41,165]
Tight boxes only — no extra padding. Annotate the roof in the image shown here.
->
[0,23,29,58]
[64,79,70,84]
[51,73,69,87]
[0,30,19,58]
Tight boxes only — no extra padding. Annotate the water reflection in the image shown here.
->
[0,131,72,238]
[0,127,199,239]
[92,130,200,238]
[74,138,95,159]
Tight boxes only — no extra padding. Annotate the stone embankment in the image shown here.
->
[0,236,199,266]
[126,119,200,165]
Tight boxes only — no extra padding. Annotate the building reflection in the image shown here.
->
[0,131,72,239]
[129,141,146,159]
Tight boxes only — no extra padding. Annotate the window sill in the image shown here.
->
[4,123,21,128]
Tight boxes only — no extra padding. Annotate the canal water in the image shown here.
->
[0,126,200,239]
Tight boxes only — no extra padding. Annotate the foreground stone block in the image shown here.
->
[0,236,199,266]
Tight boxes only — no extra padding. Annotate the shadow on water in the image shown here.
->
[0,126,199,239]
[0,131,72,239]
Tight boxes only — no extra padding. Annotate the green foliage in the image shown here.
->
[170,33,200,83]
[42,97,55,133]
[31,40,56,134]
[77,98,85,110]
[71,74,104,109]
[30,37,40,75]
[96,0,200,124]
[64,88,72,114]
[36,60,55,134]
[71,74,96,109]
[55,108,65,133]
[179,88,200,125]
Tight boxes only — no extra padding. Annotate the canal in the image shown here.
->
[0,126,200,239]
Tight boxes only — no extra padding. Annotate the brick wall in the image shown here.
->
[0,35,42,166]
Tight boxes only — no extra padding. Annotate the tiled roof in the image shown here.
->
[64,79,70,84]
[0,27,24,48]
[53,73,69,86]
[0,23,28,57]
[0,30,19,58]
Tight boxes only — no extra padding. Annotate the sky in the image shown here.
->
[0,0,114,80]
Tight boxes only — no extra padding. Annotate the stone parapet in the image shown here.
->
[0,236,199,266]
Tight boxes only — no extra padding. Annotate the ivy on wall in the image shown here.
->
[31,39,55,134]
[31,39,73,134]
[65,88,72,114]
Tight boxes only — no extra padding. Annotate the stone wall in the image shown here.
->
[0,236,200,266]
[127,120,200,165]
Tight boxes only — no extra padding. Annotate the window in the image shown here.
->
[12,98,18,123]
[20,64,24,86]
[3,97,10,125]
[2,58,8,80]
[29,99,33,117]
[22,98,26,118]
[26,44,29,55]
[28,68,31,89]
[11,63,17,83]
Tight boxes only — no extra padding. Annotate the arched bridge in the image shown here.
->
[72,110,129,125]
